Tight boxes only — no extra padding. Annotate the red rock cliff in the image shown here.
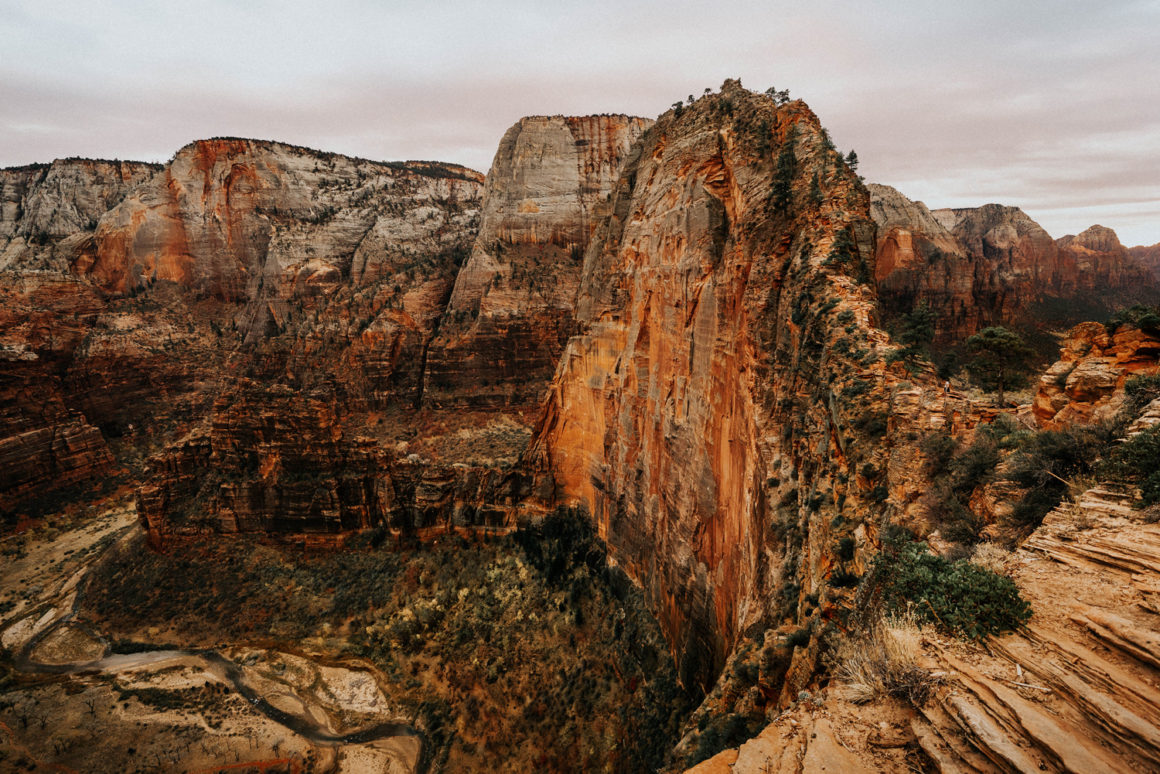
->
[528,82,910,691]
[870,186,1159,342]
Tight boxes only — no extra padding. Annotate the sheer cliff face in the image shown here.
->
[83,139,483,338]
[871,186,1159,341]
[423,115,652,409]
[1129,242,1160,280]
[0,159,160,272]
[530,83,891,691]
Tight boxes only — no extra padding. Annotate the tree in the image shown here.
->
[887,302,937,372]
[769,128,798,213]
[844,150,859,171]
[808,172,823,206]
[964,326,1033,405]
[764,86,791,105]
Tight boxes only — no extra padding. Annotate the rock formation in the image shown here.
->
[0,143,486,522]
[528,81,920,692]
[1034,320,1160,427]
[870,184,1159,342]
[1,158,159,272]
[423,115,651,410]
[1129,241,1160,281]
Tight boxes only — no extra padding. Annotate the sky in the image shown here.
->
[2,0,1158,246]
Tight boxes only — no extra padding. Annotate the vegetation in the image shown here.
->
[81,511,693,772]
[1004,421,1117,531]
[1106,303,1160,334]
[769,128,797,213]
[836,614,937,706]
[886,302,936,372]
[1101,425,1160,506]
[869,539,1032,639]
[964,326,1034,405]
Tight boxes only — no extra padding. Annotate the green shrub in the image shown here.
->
[1004,423,1115,530]
[1106,304,1160,334]
[1101,425,1160,505]
[1125,374,1160,415]
[872,540,1031,639]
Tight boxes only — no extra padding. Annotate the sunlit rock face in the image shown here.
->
[529,81,907,692]
[423,115,652,410]
[1034,321,1160,428]
[870,185,1159,342]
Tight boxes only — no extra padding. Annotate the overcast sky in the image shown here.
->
[3,0,1157,245]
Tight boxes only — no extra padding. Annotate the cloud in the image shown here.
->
[1,0,1157,245]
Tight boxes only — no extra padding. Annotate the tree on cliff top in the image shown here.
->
[964,326,1033,405]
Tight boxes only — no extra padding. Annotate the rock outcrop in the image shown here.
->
[422,115,651,410]
[870,185,1160,342]
[1033,320,1160,427]
[1129,241,1160,281]
[528,81,922,692]
[1,158,159,272]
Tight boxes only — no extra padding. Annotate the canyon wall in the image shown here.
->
[423,115,651,410]
[529,82,920,691]
[870,184,1159,342]
[0,144,487,521]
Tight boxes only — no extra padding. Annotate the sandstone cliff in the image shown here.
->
[423,115,651,410]
[528,81,922,692]
[1034,320,1160,427]
[1129,241,1160,281]
[870,185,1159,342]
[0,158,160,272]
[0,143,486,521]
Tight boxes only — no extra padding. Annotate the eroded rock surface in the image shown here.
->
[1033,321,1160,427]
[423,114,651,410]
[529,82,926,691]
[870,184,1159,342]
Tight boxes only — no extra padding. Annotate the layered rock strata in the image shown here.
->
[528,81,921,691]
[423,115,651,409]
[0,143,486,518]
[1033,320,1160,427]
[870,184,1159,342]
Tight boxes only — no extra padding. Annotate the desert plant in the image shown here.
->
[870,539,1031,639]
[1101,425,1160,505]
[837,613,937,706]
[964,326,1034,405]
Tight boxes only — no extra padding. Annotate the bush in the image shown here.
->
[1125,373,1160,415]
[1101,425,1160,505]
[871,540,1031,639]
[1106,304,1160,334]
[1004,423,1115,530]
[837,614,937,706]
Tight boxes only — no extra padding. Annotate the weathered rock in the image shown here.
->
[528,81,920,691]
[1129,241,1160,281]
[1033,320,1160,427]
[0,158,159,272]
[423,114,651,410]
[870,186,1160,342]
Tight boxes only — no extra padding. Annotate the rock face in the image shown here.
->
[0,143,486,520]
[1,159,160,272]
[528,82,916,692]
[1129,241,1160,281]
[423,115,651,410]
[1033,320,1160,427]
[870,185,1159,342]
